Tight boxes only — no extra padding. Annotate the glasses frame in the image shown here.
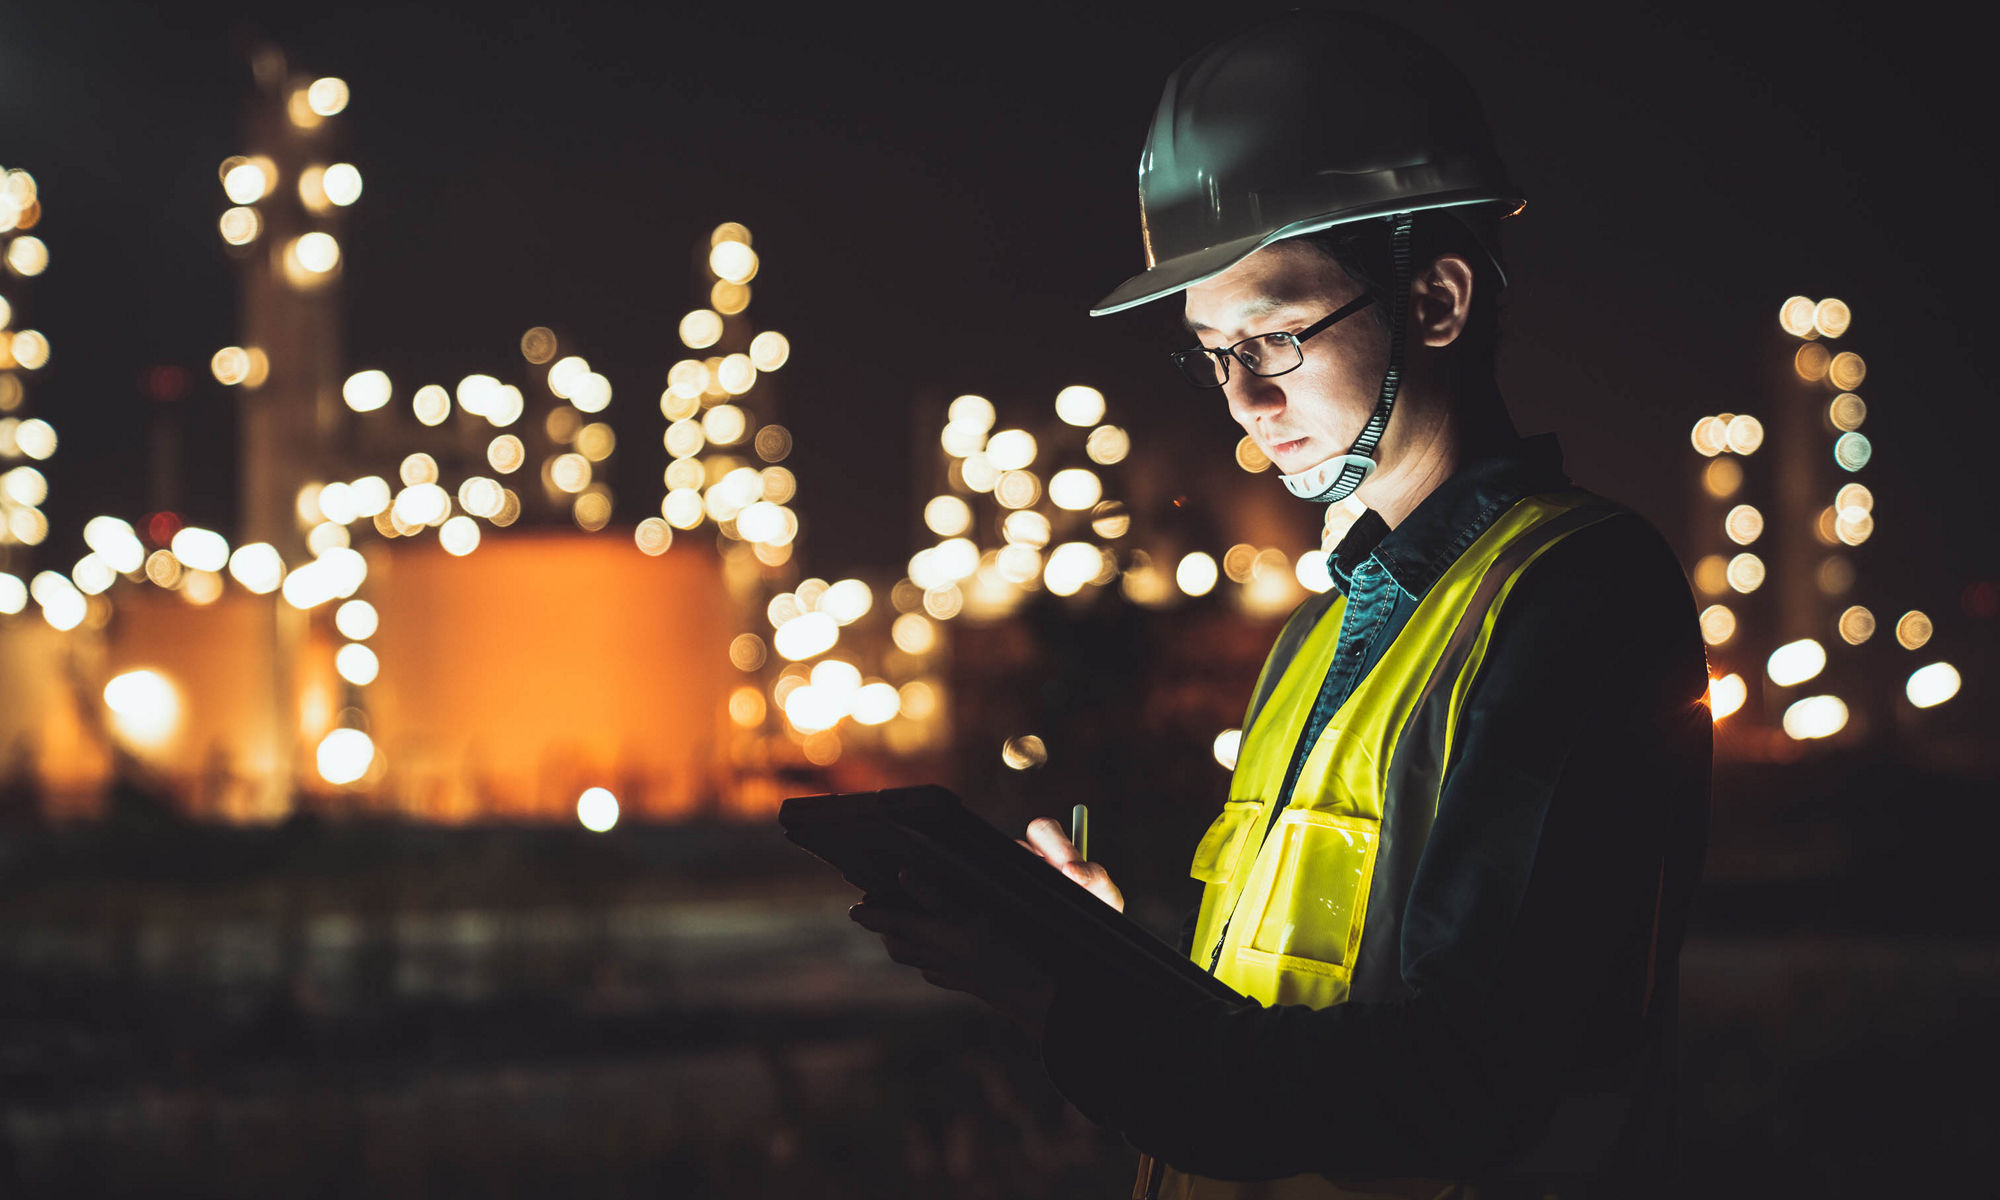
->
[1171,291,1380,389]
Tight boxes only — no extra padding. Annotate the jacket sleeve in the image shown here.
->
[1039,515,1712,1182]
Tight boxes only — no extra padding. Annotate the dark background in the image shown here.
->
[2,2,1996,1196]
[4,0,1995,593]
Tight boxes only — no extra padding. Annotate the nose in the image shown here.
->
[1222,370,1285,423]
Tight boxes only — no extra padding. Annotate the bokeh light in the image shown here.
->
[1724,505,1763,545]
[104,669,181,750]
[1724,415,1763,455]
[316,728,374,785]
[1177,552,1218,597]
[1782,695,1848,741]
[679,309,723,350]
[577,787,619,832]
[1777,296,1817,338]
[1906,663,1960,709]
[1726,553,1765,594]
[749,331,790,372]
[1001,735,1048,771]
[1830,393,1866,431]
[335,643,380,686]
[343,369,391,413]
[1707,673,1747,721]
[1837,605,1875,645]
[1766,638,1827,687]
[1055,385,1106,426]
[1048,468,1102,511]
[1834,432,1872,472]
[924,495,971,536]
[1813,298,1851,338]
[1086,424,1130,466]
[1699,604,1736,646]
[986,429,1036,471]
[1828,351,1866,391]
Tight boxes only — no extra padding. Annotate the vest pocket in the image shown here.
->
[1242,810,1379,987]
[1188,801,1264,884]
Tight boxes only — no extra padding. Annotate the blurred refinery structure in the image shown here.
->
[1688,295,1962,757]
[0,58,778,824]
[0,50,1384,832]
[0,55,1976,832]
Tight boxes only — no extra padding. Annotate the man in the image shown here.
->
[853,12,1710,1198]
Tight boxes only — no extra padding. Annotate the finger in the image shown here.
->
[1060,860,1126,912]
[882,935,938,969]
[921,968,972,993]
[1024,817,1079,869]
[851,903,964,945]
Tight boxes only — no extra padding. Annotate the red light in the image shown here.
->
[146,511,183,545]
[1964,581,2000,621]
[142,365,191,402]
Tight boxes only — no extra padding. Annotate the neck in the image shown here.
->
[1357,379,1515,529]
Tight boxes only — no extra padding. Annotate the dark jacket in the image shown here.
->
[1040,435,1712,1193]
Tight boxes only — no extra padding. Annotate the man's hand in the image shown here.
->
[850,818,1127,1032]
[1019,817,1125,911]
[849,868,1056,1034]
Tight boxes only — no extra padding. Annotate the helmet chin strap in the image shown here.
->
[1278,212,1415,505]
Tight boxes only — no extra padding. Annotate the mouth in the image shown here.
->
[1267,435,1310,460]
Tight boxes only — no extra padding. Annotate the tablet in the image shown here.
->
[781,784,1247,1007]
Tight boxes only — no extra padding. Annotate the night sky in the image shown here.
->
[5,0,1994,617]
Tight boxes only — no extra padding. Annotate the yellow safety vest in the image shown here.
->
[1145,492,1618,1200]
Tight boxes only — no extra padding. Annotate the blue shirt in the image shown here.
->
[1273,434,1573,816]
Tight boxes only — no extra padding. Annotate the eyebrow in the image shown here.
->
[1181,295,1313,336]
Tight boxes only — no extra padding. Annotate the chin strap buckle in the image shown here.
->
[1280,453,1378,501]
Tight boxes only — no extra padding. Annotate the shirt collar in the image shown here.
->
[1327,433,1571,599]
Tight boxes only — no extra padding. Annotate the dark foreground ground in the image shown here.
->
[0,754,1993,1197]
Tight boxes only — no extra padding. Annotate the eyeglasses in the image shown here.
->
[1170,291,1379,388]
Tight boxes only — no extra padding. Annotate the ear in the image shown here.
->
[1411,253,1476,349]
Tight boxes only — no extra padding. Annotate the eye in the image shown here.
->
[1238,333,1286,363]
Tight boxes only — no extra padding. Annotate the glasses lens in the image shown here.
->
[1238,334,1302,377]
[1175,349,1227,388]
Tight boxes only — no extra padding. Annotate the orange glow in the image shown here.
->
[1793,343,1830,383]
[1828,351,1866,391]
[1838,605,1875,645]
[366,535,734,818]
[1702,458,1742,498]
[729,686,767,727]
[1707,673,1746,721]
[1235,436,1271,473]
[1829,393,1866,431]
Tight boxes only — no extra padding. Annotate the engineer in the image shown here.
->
[853,12,1711,1198]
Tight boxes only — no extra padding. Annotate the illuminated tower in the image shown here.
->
[0,166,61,623]
[1691,296,1961,750]
[219,50,360,555]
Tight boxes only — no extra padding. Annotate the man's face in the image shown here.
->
[1181,242,1387,477]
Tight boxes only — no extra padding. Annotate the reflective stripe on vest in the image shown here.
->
[1153,492,1618,1200]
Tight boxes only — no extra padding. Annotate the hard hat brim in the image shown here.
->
[1088,193,1520,318]
[1090,229,1272,318]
